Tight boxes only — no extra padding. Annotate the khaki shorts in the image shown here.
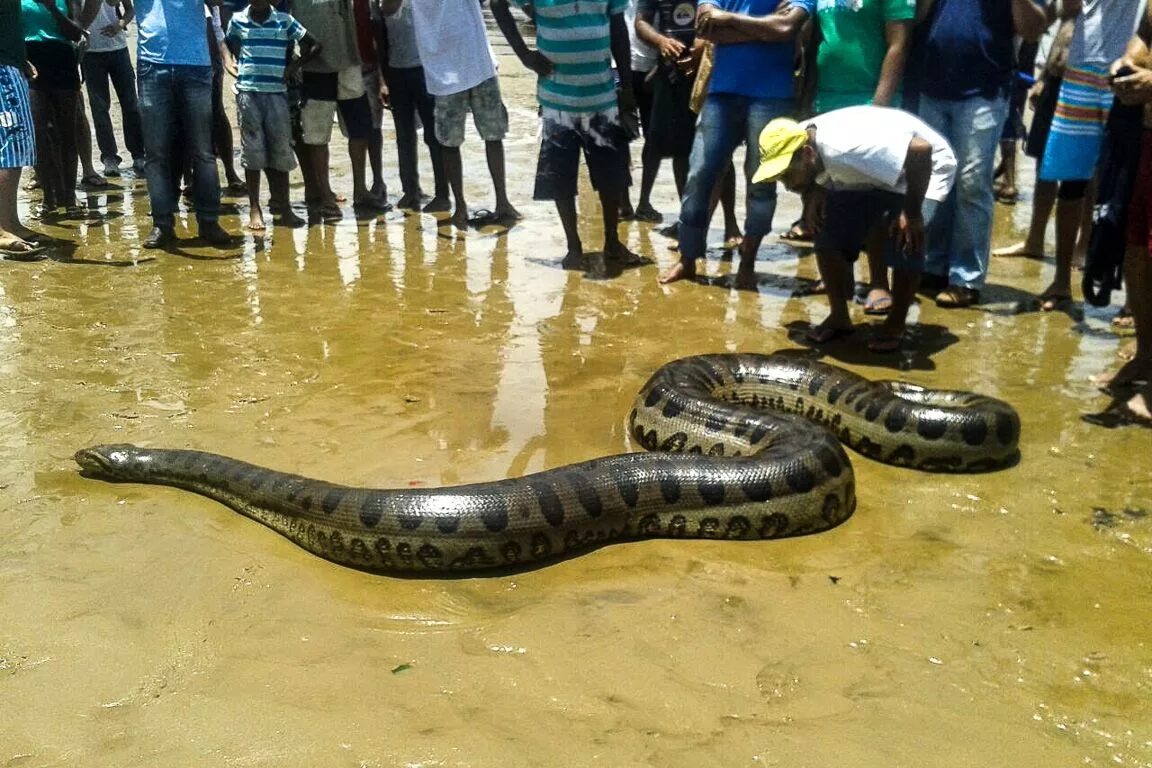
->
[300,66,366,145]
[434,76,508,148]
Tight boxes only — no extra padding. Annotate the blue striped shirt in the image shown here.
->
[225,7,307,93]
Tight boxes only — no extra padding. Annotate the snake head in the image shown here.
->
[74,444,156,480]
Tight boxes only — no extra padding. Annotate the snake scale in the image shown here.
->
[75,353,1020,574]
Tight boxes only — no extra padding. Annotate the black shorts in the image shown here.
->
[27,41,79,92]
[647,71,696,158]
[814,188,940,271]
[1025,74,1061,159]
[533,113,631,200]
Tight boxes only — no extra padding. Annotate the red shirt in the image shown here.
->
[352,0,376,68]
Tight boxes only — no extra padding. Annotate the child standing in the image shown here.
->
[225,0,321,230]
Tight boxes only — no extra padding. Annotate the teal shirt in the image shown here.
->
[0,1,27,67]
[510,0,629,115]
[21,0,70,43]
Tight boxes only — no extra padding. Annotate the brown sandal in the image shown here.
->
[935,285,980,309]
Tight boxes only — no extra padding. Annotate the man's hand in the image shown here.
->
[520,49,554,77]
[22,61,37,81]
[657,35,685,61]
[695,5,732,38]
[379,79,391,110]
[892,210,925,256]
[1112,58,1152,105]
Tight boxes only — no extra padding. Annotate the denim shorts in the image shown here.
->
[236,91,296,172]
[433,76,508,147]
[815,188,940,270]
[532,112,631,200]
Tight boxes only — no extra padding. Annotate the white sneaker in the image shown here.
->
[102,159,121,177]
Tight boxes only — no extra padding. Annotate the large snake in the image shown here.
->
[75,353,1020,574]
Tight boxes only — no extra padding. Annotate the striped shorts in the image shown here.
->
[0,65,34,169]
[1039,63,1112,182]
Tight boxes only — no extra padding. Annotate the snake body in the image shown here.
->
[75,353,1020,574]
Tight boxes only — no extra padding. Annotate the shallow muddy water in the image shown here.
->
[1,25,1150,768]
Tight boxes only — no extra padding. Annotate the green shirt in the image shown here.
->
[21,0,70,44]
[0,0,26,68]
[814,0,915,114]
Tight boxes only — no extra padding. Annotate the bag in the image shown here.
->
[689,42,713,115]
[1082,102,1145,307]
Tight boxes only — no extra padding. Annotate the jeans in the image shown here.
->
[137,61,220,228]
[677,93,791,265]
[81,47,144,164]
[917,93,1008,291]
[390,66,446,200]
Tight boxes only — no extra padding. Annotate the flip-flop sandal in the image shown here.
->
[863,290,894,316]
[468,208,502,227]
[805,324,855,345]
[867,334,903,354]
[633,206,663,223]
[81,173,110,188]
[1038,293,1072,312]
[778,220,815,242]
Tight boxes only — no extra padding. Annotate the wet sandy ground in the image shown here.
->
[2,24,1151,768]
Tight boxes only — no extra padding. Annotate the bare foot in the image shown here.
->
[451,209,469,230]
[494,203,522,222]
[993,241,1046,259]
[605,241,645,266]
[658,261,695,284]
[1093,357,1152,393]
[247,207,267,232]
[723,231,743,250]
[423,197,451,213]
[734,264,757,289]
[276,208,306,228]
[1125,388,1152,423]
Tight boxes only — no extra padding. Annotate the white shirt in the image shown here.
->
[87,2,128,53]
[409,0,496,96]
[806,106,957,202]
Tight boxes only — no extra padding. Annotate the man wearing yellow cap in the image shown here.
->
[754,105,956,352]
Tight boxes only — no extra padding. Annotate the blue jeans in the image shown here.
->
[138,61,220,228]
[917,93,1008,291]
[677,94,790,266]
[82,47,144,164]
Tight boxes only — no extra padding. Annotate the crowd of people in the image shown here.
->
[0,0,1148,424]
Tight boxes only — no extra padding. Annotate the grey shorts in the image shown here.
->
[237,91,296,172]
[434,76,508,147]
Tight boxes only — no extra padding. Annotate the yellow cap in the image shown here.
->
[751,118,809,184]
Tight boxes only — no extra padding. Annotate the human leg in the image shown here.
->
[433,91,469,228]
[470,78,517,221]
[390,67,423,207]
[412,67,448,211]
[82,52,120,171]
[176,66,227,240]
[1040,179,1089,309]
[735,98,788,279]
[107,47,145,164]
[533,116,583,257]
[660,94,746,283]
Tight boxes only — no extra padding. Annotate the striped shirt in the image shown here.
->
[512,0,628,116]
[225,7,308,93]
